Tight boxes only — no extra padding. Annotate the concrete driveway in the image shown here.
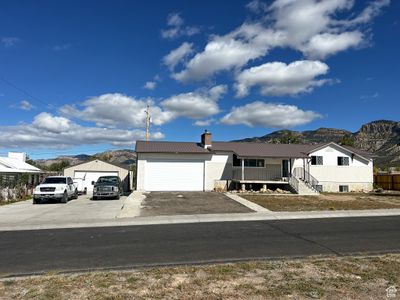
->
[140,192,253,216]
[0,194,127,229]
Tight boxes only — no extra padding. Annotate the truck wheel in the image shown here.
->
[61,191,68,203]
[33,199,40,204]
[73,189,78,199]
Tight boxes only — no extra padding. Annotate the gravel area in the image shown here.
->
[140,192,253,216]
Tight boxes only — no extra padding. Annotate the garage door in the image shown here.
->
[144,160,204,191]
[74,171,119,193]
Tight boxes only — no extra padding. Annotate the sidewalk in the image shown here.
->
[1,207,399,231]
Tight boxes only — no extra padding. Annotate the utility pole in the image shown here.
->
[145,104,151,142]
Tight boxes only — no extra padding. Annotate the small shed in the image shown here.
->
[63,159,131,193]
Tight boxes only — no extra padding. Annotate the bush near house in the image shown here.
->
[0,173,33,205]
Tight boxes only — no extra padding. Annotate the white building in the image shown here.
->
[0,152,41,185]
[135,131,374,194]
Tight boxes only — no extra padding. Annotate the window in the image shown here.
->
[339,185,349,192]
[232,155,265,167]
[311,156,323,165]
[244,159,264,167]
[337,156,349,166]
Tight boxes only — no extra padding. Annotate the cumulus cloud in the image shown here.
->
[235,60,329,97]
[19,100,34,111]
[60,93,172,128]
[171,0,389,82]
[163,42,194,71]
[160,85,227,119]
[143,81,157,90]
[220,101,322,128]
[161,13,200,39]
[0,113,164,149]
[1,37,20,47]
[60,87,226,130]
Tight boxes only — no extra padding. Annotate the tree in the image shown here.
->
[340,135,355,147]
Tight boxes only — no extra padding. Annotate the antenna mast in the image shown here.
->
[145,104,151,142]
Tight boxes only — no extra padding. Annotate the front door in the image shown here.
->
[282,160,289,178]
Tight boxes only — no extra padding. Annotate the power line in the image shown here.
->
[0,76,56,110]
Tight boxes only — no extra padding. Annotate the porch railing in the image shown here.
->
[293,167,320,191]
[232,166,285,181]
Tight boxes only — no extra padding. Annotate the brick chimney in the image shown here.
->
[201,130,212,149]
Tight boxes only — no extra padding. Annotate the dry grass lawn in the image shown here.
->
[0,254,399,299]
[242,192,400,211]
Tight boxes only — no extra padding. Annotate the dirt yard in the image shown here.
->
[140,191,252,216]
[0,254,399,299]
[242,192,400,211]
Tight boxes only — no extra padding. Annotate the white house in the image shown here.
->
[0,152,41,185]
[135,131,374,194]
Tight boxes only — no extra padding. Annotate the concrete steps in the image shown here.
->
[296,179,320,195]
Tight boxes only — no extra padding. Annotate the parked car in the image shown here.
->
[73,178,87,195]
[33,176,78,204]
[92,176,123,200]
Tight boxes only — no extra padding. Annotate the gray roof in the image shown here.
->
[136,140,374,160]
[135,141,210,154]
[211,142,314,158]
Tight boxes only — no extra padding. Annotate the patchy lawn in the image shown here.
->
[242,192,400,211]
[0,255,399,299]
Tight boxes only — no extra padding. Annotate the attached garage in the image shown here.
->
[63,159,131,193]
[144,159,204,191]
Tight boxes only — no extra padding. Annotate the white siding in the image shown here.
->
[308,145,373,192]
[205,153,232,190]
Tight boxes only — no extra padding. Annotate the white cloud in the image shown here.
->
[143,81,157,90]
[161,13,200,39]
[235,60,329,97]
[220,101,322,128]
[60,93,172,128]
[60,88,226,130]
[163,42,194,71]
[32,112,73,133]
[167,13,184,27]
[1,37,20,47]
[300,32,363,59]
[0,113,164,149]
[160,85,227,119]
[171,0,389,81]
[19,100,34,111]
[193,119,215,126]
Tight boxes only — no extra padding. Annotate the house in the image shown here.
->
[135,131,374,194]
[63,159,133,193]
[0,152,41,185]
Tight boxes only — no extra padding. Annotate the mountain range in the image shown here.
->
[234,120,400,168]
[34,120,400,169]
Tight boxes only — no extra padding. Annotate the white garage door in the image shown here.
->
[74,171,119,193]
[144,160,204,191]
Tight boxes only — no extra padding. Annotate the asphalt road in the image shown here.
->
[0,216,399,276]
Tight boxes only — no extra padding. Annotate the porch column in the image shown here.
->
[241,158,244,181]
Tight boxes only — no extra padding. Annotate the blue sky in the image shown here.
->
[0,0,398,159]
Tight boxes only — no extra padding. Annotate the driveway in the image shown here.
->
[0,194,126,228]
[140,192,253,216]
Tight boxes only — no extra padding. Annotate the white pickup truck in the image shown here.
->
[33,176,78,204]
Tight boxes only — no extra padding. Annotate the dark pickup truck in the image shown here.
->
[92,176,123,200]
